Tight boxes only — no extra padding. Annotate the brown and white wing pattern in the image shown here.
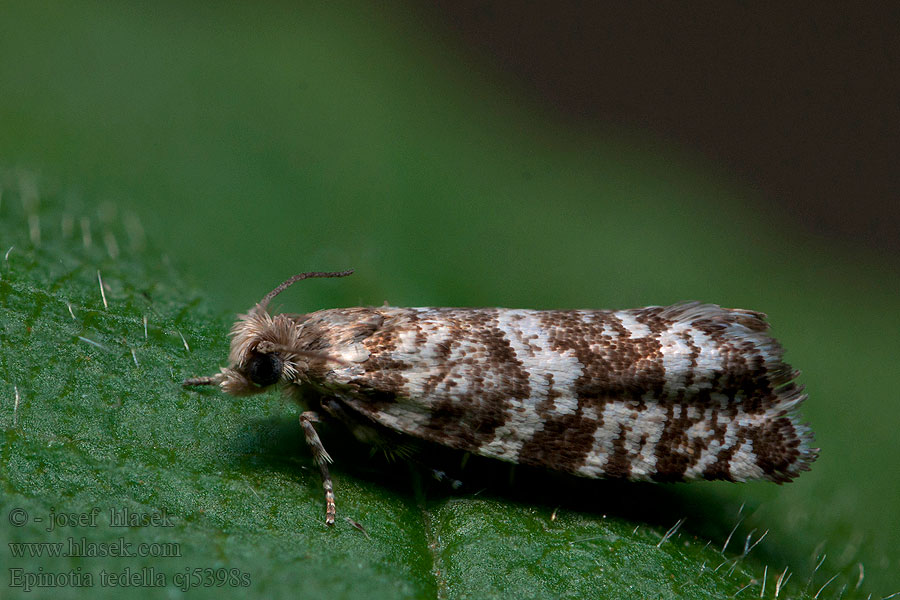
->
[301,303,816,484]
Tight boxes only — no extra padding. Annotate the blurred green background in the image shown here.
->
[0,2,897,598]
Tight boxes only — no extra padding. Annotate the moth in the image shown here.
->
[183,270,817,525]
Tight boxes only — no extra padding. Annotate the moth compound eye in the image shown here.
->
[246,352,283,387]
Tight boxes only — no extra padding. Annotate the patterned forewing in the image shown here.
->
[324,304,814,483]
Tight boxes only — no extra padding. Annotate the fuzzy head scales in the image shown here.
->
[217,270,354,395]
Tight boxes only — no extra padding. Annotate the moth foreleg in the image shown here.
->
[181,374,224,387]
[299,411,336,526]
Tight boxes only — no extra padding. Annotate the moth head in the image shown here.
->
[211,303,293,394]
[182,270,354,395]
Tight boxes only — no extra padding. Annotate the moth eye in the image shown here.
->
[246,352,284,387]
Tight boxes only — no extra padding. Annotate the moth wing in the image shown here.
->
[326,305,815,482]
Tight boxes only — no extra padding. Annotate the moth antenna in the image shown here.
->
[259,270,354,311]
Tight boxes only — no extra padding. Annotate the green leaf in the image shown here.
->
[0,175,814,600]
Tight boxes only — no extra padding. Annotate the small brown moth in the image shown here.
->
[183,270,817,525]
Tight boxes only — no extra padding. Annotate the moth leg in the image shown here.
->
[182,373,224,387]
[431,469,463,490]
[299,411,336,526]
[321,398,462,489]
[319,397,384,447]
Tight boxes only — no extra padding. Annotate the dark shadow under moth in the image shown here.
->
[183,270,817,525]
